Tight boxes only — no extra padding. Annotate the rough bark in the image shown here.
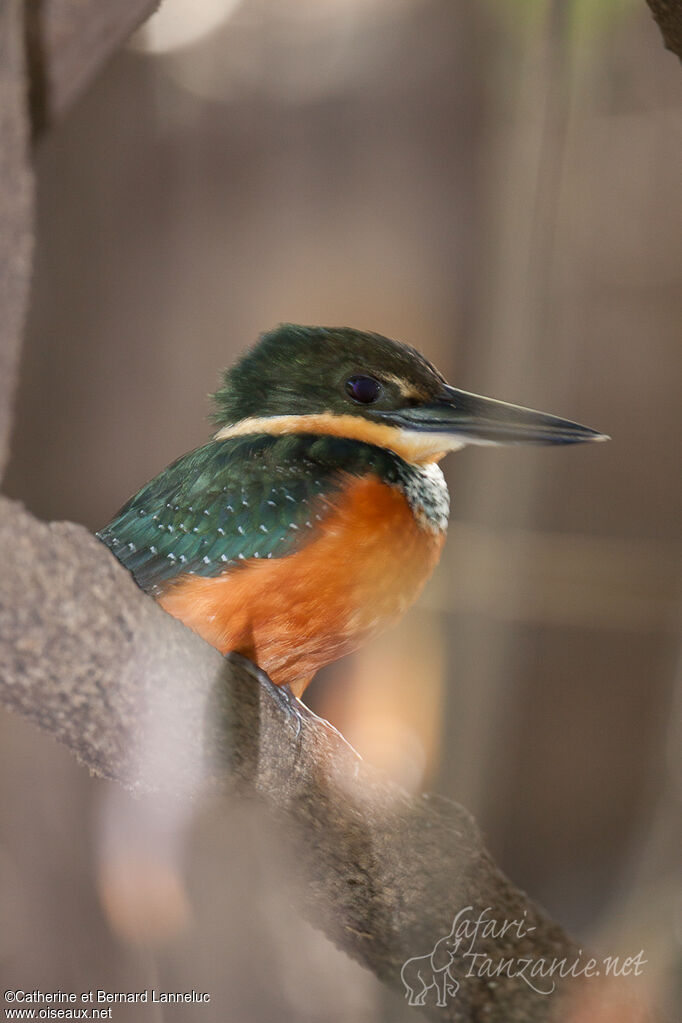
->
[0,493,591,1022]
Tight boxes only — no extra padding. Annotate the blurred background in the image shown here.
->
[1,0,680,1018]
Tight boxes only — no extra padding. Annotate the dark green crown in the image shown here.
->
[211,324,447,427]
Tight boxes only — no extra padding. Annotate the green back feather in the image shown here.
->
[97,433,407,594]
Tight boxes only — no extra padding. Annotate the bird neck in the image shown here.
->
[213,411,454,465]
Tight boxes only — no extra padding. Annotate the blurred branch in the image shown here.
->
[0,0,33,481]
[25,0,161,131]
[646,0,682,61]
[1,0,160,475]
[0,494,601,1022]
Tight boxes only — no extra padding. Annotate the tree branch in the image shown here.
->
[0,494,590,1021]
[0,0,33,481]
[25,0,161,131]
[2,0,161,478]
[646,0,682,61]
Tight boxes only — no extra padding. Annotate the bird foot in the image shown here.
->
[275,683,305,740]
[225,652,305,738]
[300,705,362,762]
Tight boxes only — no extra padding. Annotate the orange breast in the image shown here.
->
[157,475,445,694]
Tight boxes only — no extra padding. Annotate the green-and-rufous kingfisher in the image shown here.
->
[98,324,607,697]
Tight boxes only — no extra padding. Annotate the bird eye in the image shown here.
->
[345,375,382,404]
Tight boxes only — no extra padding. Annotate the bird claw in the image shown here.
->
[276,684,305,739]
[300,705,363,760]
[225,652,305,738]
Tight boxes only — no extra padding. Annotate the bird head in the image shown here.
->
[212,324,608,463]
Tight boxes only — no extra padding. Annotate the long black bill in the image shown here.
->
[378,384,609,445]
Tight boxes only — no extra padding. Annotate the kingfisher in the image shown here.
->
[98,324,607,698]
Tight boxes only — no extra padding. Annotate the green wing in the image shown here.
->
[97,433,396,594]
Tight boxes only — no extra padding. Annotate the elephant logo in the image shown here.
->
[400,920,461,1007]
